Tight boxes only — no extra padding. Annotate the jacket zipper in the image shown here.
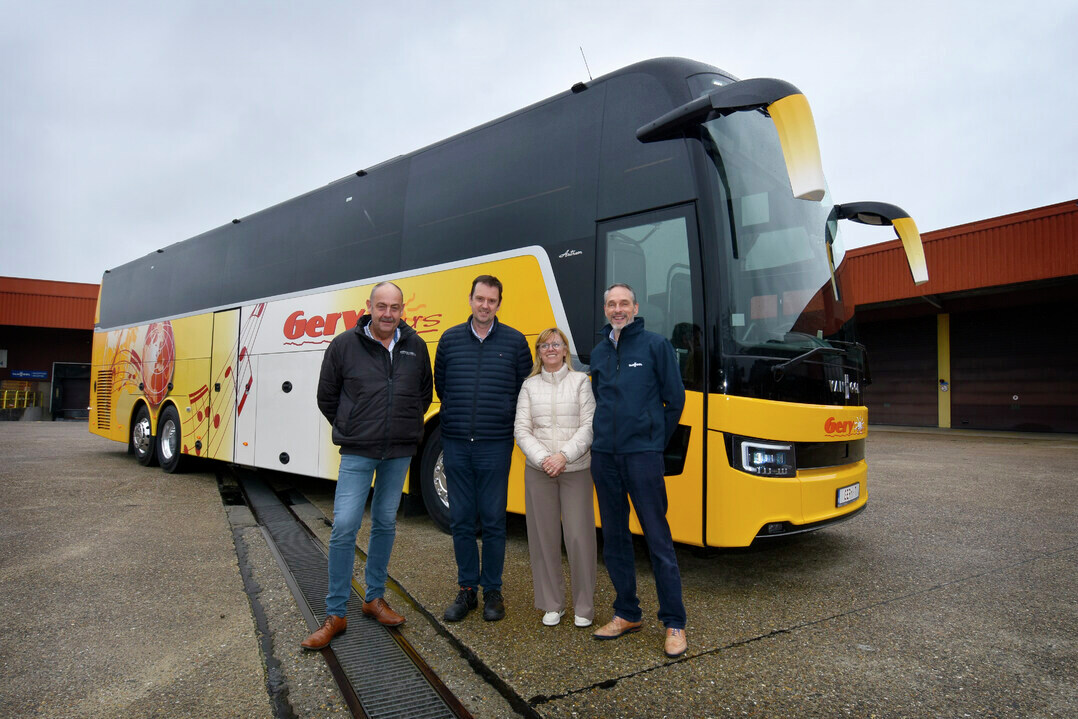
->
[382,341,395,459]
[612,336,621,454]
[469,335,484,441]
[549,369,560,458]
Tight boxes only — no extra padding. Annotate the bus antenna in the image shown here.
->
[579,47,593,81]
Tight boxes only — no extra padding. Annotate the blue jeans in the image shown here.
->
[443,438,513,592]
[325,454,411,617]
[591,450,686,629]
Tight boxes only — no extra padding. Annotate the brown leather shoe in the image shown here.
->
[664,627,687,658]
[592,616,642,640]
[301,615,347,650]
[362,597,405,627]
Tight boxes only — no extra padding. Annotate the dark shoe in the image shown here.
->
[301,615,346,650]
[482,589,505,621]
[592,616,642,640]
[362,597,405,627]
[444,587,477,622]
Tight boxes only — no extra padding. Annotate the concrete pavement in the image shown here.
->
[2,422,1075,718]
[0,422,270,718]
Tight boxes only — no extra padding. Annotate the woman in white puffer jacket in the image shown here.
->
[514,327,597,628]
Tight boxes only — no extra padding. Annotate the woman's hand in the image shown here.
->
[542,452,567,477]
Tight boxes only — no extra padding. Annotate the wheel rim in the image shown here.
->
[433,451,449,510]
[133,415,152,457]
[160,419,178,462]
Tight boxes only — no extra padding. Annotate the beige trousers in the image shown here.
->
[523,465,597,619]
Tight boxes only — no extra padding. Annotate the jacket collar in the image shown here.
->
[355,314,414,343]
[468,315,499,341]
[539,363,570,383]
[601,316,646,343]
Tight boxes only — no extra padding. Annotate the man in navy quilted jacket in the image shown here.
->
[589,283,688,659]
[434,275,532,622]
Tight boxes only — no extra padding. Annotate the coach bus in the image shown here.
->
[90,57,927,548]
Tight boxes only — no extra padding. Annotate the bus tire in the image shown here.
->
[156,405,187,474]
[419,426,451,534]
[132,404,158,467]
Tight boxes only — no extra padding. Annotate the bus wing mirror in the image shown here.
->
[636,78,826,202]
[835,202,929,285]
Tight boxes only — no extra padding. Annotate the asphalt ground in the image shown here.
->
[1,422,1075,718]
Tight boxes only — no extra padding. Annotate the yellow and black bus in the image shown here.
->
[90,57,927,547]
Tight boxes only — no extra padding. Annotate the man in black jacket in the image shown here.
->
[434,275,532,622]
[302,281,433,650]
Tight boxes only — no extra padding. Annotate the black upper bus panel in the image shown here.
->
[97,57,728,331]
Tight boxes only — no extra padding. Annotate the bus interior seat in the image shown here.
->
[607,233,666,333]
[666,263,691,328]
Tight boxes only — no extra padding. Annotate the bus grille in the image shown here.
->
[95,370,112,430]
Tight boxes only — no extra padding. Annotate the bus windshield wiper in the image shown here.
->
[771,345,844,380]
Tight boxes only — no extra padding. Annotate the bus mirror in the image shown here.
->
[766,93,826,202]
[834,202,929,285]
[637,78,825,202]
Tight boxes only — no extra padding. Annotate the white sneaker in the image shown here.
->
[542,610,564,626]
[574,615,592,627]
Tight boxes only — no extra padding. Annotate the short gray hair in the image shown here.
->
[603,282,637,304]
[369,281,404,303]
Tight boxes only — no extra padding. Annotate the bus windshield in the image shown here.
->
[700,110,855,359]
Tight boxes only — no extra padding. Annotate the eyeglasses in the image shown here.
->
[538,342,563,351]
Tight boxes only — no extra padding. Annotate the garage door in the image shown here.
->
[951,303,1077,432]
[859,315,937,427]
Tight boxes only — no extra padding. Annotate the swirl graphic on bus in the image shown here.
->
[141,321,175,407]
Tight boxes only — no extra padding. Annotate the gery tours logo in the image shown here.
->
[281,292,442,346]
[824,416,865,437]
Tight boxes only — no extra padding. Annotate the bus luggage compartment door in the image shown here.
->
[252,350,324,478]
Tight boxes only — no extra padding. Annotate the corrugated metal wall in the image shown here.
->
[847,199,1078,305]
[0,277,99,330]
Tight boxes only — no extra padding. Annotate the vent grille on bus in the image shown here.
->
[96,369,112,430]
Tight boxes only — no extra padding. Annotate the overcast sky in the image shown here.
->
[3,0,1076,284]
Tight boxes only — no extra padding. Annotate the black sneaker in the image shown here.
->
[483,589,505,621]
[444,587,477,622]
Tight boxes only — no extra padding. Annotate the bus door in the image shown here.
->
[596,204,708,546]
[206,308,240,462]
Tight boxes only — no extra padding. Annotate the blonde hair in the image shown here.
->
[528,327,572,378]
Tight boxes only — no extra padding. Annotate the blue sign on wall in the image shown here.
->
[10,370,48,379]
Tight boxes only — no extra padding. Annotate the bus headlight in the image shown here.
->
[735,437,796,477]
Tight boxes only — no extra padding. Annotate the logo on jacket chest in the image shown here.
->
[628,361,643,368]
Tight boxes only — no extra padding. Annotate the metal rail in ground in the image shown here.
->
[236,473,471,719]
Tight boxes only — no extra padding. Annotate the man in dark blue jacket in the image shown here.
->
[434,275,532,622]
[589,283,688,658]
[302,281,432,650]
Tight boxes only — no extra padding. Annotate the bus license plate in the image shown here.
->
[836,482,860,507]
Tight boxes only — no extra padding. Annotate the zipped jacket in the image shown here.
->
[589,317,685,454]
[317,316,433,458]
[434,316,532,441]
[514,364,595,472]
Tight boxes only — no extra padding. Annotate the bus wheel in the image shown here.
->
[156,405,187,474]
[419,426,451,534]
[132,404,158,467]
